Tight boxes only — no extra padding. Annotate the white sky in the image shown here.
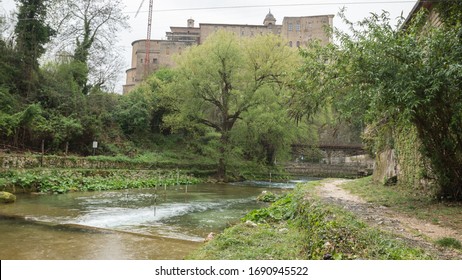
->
[2,0,417,93]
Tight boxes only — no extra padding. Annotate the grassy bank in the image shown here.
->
[0,169,200,194]
[188,180,433,260]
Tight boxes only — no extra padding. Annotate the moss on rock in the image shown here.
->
[0,191,16,203]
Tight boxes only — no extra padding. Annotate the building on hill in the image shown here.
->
[123,11,334,94]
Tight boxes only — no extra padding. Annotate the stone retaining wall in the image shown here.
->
[0,154,215,172]
[284,162,373,178]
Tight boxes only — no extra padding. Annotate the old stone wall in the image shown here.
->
[0,154,215,172]
[284,162,373,178]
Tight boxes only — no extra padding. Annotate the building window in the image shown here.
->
[153,58,158,64]
[296,41,301,48]
[140,58,143,63]
[289,41,293,47]
[288,23,293,31]
[296,23,301,32]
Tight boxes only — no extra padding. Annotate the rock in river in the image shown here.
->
[0,191,16,203]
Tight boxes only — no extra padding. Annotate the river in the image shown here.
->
[0,179,312,260]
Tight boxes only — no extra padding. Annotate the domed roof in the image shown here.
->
[264,10,276,25]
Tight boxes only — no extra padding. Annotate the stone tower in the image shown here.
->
[263,10,277,26]
[187,18,195,28]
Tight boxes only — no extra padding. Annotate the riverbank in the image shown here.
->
[0,169,200,194]
[188,179,462,260]
[0,153,292,192]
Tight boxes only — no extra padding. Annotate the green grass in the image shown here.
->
[188,222,306,260]
[435,238,462,250]
[188,180,434,260]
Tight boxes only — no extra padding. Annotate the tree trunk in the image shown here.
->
[217,156,226,182]
[65,141,69,156]
[217,132,229,182]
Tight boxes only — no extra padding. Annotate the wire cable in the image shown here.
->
[128,1,420,14]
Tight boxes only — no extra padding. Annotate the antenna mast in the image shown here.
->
[144,0,153,78]
[135,0,154,79]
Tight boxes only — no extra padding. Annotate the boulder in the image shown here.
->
[244,220,258,228]
[0,191,16,203]
[373,149,398,185]
[204,232,216,242]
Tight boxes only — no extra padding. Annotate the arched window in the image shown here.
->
[289,41,293,47]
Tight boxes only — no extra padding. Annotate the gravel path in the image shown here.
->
[311,179,462,259]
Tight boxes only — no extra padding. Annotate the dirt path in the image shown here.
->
[312,179,462,259]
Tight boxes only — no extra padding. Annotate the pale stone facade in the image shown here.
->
[403,0,441,28]
[123,12,334,94]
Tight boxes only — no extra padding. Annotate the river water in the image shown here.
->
[0,180,310,260]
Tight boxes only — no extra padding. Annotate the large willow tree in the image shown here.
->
[164,31,299,180]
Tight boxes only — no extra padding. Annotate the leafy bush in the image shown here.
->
[244,193,297,223]
[256,191,278,202]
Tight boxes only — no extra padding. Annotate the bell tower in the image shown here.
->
[263,10,276,26]
[187,18,195,28]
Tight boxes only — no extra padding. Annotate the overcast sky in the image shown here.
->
[2,0,417,93]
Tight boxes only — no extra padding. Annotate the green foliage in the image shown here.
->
[244,193,298,223]
[0,103,44,145]
[14,0,55,99]
[435,237,462,250]
[0,39,21,99]
[164,31,300,178]
[293,10,462,200]
[393,123,436,196]
[435,1,462,26]
[41,61,88,111]
[256,191,279,203]
[232,90,311,165]
[1,169,200,194]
